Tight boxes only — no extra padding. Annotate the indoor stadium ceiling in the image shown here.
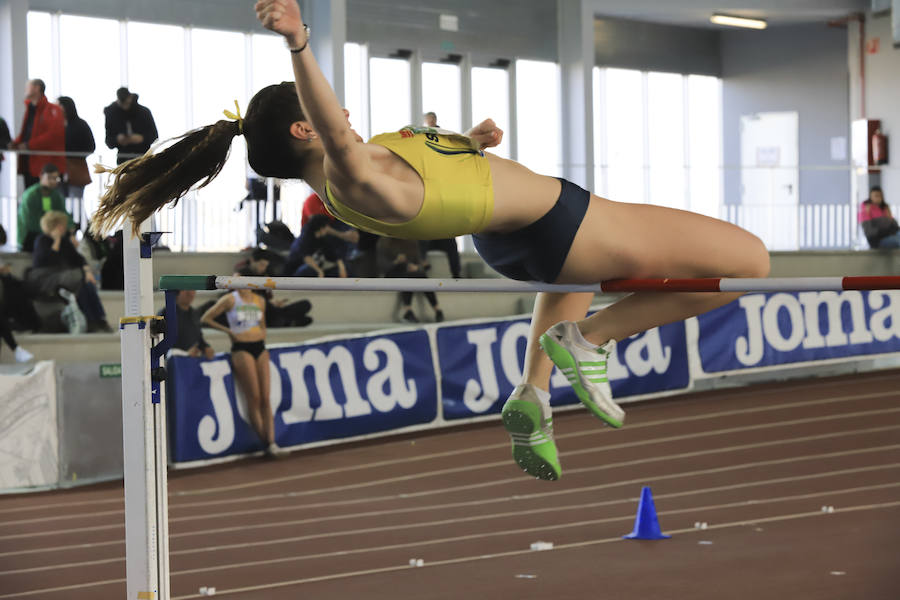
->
[586,0,870,27]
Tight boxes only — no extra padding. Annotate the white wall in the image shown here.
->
[721,24,851,209]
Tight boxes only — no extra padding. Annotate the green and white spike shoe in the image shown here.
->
[539,321,625,428]
[501,384,561,481]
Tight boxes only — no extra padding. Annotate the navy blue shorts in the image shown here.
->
[473,178,590,283]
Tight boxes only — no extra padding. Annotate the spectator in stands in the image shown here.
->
[104,87,158,165]
[284,214,350,277]
[0,319,33,363]
[859,186,900,249]
[17,163,72,251]
[29,211,111,333]
[159,289,215,359]
[0,262,41,333]
[377,237,444,323]
[8,79,66,189]
[236,248,313,327]
[301,190,330,227]
[419,237,462,279]
[0,263,36,362]
[0,116,10,179]
[423,111,438,128]
[201,282,284,457]
[100,230,124,290]
[300,192,363,273]
[57,96,96,221]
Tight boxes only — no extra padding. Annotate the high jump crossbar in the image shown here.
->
[158,275,900,293]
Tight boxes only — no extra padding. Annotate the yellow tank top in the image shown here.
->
[323,127,494,239]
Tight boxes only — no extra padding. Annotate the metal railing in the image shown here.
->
[1,148,887,253]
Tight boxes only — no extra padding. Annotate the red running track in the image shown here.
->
[0,369,898,600]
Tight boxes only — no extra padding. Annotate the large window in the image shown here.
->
[25,11,328,249]
[471,66,510,159]
[128,22,187,141]
[190,29,250,250]
[57,15,121,223]
[26,12,54,99]
[594,67,721,213]
[421,62,461,133]
[369,57,411,135]
[344,42,369,141]
[647,72,685,210]
[687,75,722,218]
[603,68,645,205]
[516,59,561,177]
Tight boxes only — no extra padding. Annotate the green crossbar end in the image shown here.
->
[158,275,218,291]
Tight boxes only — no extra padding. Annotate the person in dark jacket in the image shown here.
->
[158,289,215,358]
[29,210,111,333]
[104,87,158,165]
[57,96,96,218]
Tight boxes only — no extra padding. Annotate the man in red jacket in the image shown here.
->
[8,79,66,188]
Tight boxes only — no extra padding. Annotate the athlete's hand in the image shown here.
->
[466,118,503,150]
[255,0,305,47]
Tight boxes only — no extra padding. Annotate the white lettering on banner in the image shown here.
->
[735,294,767,365]
[868,291,900,341]
[198,360,236,455]
[278,347,371,423]
[622,328,672,377]
[463,328,500,413]
[734,291,900,366]
[763,294,806,351]
[798,292,873,348]
[461,323,673,414]
[363,339,417,412]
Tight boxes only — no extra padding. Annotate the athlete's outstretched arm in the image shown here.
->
[255,0,369,180]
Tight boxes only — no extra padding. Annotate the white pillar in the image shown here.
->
[303,0,346,104]
[0,0,28,198]
[557,0,595,191]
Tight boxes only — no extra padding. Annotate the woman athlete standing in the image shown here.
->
[91,0,769,481]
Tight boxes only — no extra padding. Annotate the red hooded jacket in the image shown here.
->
[13,95,67,177]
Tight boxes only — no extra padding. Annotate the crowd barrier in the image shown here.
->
[2,289,898,491]
[168,289,900,466]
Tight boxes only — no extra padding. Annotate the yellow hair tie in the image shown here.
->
[223,99,243,134]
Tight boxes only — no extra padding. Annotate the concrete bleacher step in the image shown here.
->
[97,289,537,329]
[5,323,402,364]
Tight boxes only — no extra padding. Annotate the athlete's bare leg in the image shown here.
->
[522,292,593,391]
[555,197,770,345]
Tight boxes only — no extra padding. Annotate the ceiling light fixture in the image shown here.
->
[710,14,767,30]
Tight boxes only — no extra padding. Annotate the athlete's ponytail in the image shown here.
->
[90,118,241,237]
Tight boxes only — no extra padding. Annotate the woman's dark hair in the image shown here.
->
[91,82,306,237]
[244,82,305,177]
[57,96,78,121]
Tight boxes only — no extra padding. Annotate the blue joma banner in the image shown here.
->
[169,330,438,462]
[698,291,900,373]
[436,317,690,420]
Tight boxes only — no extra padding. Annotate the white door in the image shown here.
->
[740,112,799,250]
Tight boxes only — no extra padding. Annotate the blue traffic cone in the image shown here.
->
[623,486,670,540]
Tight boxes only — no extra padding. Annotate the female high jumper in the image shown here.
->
[91,0,769,481]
